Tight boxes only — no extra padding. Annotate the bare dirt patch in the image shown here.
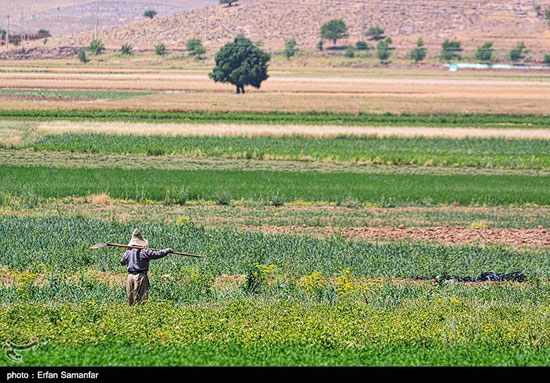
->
[255,225,550,248]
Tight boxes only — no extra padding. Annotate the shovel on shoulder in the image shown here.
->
[91,242,204,258]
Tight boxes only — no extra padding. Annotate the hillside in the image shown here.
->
[0,1,215,37]
[47,0,550,52]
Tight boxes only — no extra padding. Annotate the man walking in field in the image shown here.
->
[120,229,174,306]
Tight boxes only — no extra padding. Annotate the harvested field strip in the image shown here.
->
[16,133,550,169]
[253,225,550,248]
[1,165,550,206]
[1,110,550,128]
[32,121,550,140]
[3,149,549,176]
[2,217,549,278]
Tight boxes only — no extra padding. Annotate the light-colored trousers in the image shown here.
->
[126,272,150,306]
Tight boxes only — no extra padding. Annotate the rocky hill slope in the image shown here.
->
[1,1,215,37]
[28,0,550,53]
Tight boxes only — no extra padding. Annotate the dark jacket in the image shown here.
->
[120,248,172,273]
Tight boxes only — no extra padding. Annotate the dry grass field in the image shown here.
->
[1,59,550,114]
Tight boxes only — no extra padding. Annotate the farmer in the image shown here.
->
[120,229,174,306]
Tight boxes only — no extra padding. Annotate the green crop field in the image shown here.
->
[1,165,549,206]
[1,216,550,366]
[0,109,550,128]
[12,133,550,169]
[1,60,549,367]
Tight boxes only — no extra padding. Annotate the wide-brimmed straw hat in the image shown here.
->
[128,228,149,248]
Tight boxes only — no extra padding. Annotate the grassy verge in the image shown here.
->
[0,110,549,127]
[14,133,550,169]
[1,165,549,206]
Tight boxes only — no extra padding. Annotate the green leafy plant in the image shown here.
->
[120,44,133,56]
[475,42,495,63]
[144,10,157,19]
[408,38,427,63]
[366,26,385,41]
[284,38,298,59]
[376,37,393,63]
[509,42,528,62]
[89,40,105,55]
[441,40,462,62]
[155,43,166,57]
[77,48,89,64]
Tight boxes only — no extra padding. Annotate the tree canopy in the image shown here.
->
[209,35,271,94]
[321,19,349,45]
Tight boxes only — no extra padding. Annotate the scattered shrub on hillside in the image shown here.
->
[441,40,462,62]
[120,44,133,56]
[219,0,238,6]
[144,10,157,19]
[77,48,89,64]
[321,19,349,45]
[475,42,495,63]
[155,43,167,56]
[317,40,324,51]
[355,41,369,50]
[210,35,270,94]
[38,29,50,35]
[366,26,385,41]
[509,42,528,62]
[284,38,298,59]
[543,54,550,64]
[89,39,105,55]
[187,38,206,58]
[408,38,427,63]
[345,47,355,58]
[376,37,393,63]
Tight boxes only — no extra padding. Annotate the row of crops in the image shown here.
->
[10,133,550,169]
[1,109,550,127]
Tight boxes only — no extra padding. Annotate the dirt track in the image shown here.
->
[256,225,550,247]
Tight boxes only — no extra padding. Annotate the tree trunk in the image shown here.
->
[240,86,245,94]
[236,85,241,94]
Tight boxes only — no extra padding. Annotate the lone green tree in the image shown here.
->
[209,35,270,94]
[441,39,462,62]
[408,38,427,63]
[474,42,494,63]
[321,19,349,45]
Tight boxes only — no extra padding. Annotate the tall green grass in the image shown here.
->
[17,133,550,169]
[1,165,549,206]
[0,109,549,127]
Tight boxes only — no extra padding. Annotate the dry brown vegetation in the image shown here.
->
[1,66,550,114]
